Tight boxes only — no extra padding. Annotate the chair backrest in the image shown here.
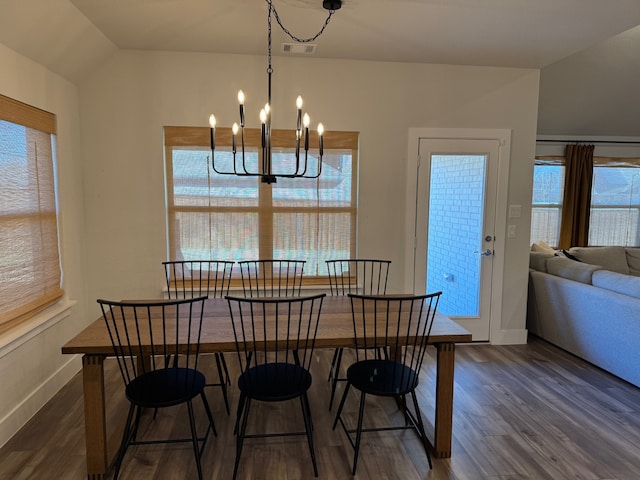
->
[163,260,234,299]
[226,294,326,374]
[97,297,207,387]
[348,292,442,387]
[238,259,305,297]
[326,259,391,295]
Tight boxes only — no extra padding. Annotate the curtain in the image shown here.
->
[558,144,594,249]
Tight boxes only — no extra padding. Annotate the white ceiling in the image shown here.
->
[2,0,639,136]
[2,0,640,84]
[67,0,640,67]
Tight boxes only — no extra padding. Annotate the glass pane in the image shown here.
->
[531,164,564,247]
[589,166,640,246]
[589,208,640,246]
[0,119,61,321]
[172,147,259,207]
[272,150,352,208]
[426,154,486,317]
[172,211,259,261]
[273,211,352,276]
[532,164,564,204]
[530,207,561,247]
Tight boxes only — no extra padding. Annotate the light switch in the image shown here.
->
[508,205,522,218]
[507,225,517,238]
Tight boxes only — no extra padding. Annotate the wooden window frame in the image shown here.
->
[164,126,358,281]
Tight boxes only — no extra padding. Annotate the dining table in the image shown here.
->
[62,295,472,480]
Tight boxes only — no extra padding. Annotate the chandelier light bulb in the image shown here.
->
[237,90,245,105]
[317,123,324,135]
[260,109,267,148]
[296,96,303,131]
[303,113,310,128]
[209,114,216,128]
[232,122,239,154]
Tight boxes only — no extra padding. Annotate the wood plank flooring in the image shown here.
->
[1,335,639,479]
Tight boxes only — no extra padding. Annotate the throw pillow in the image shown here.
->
[531,240,556,254]
[529,252,554,272]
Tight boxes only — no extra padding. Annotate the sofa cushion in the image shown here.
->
[568,246,630,275]
[531,240,556,254]
[546,256,602,284]
[592,270,640,299]
[625,248,640,276]
[529,252,554,272]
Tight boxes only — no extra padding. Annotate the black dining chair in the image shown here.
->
[226,293,326,480]
[97,297,217,480]
[332,292,442,475]
[238,259,305,297]
[325,259,391,409]
[163,259,235,414]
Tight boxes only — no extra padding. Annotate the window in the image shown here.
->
[0,94,63,333]
[531,154,640,247]
[530,160,564,247]
[164,126,358,278]
[590,165,640,246]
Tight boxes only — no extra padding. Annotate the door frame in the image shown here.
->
[404,128,511,344]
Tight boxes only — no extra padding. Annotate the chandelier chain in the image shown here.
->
[266,0,336,44]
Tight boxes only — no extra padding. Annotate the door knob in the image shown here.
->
[476,249,493,257]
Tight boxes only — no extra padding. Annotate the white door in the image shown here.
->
[413,137,501,341]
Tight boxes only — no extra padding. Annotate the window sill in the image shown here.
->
[0,299,76,359]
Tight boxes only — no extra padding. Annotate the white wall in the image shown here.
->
[0,44,87,446]
[79,50,539,339]
[0,45,539,448]
[538,26,640,137]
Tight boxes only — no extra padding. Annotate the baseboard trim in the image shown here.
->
[491,328,528,345]
[0,354,81,449]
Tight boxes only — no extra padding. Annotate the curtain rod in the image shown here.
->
[537,139,640,145]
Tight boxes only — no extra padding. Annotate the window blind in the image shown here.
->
[164,126,358,279]
[0,94,63,333]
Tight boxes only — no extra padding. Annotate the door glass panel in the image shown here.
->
[426,154,487,317]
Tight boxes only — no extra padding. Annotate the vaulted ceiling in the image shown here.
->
[2,0,639,135]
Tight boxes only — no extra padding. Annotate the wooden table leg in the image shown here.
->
[433,342,456,458]
[82,354,108,480]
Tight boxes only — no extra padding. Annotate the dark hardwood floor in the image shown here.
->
[1,335,639,479]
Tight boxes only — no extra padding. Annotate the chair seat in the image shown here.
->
[126,367,206,408]
[347,359,418,396]
[239,363,312,402]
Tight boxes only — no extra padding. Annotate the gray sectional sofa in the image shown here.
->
[527,245,640,387]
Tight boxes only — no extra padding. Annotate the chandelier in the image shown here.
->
[208,0,342,184]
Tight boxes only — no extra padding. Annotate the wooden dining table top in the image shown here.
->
[62,295,472,356]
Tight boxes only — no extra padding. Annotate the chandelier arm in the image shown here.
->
[240,127,251,175]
